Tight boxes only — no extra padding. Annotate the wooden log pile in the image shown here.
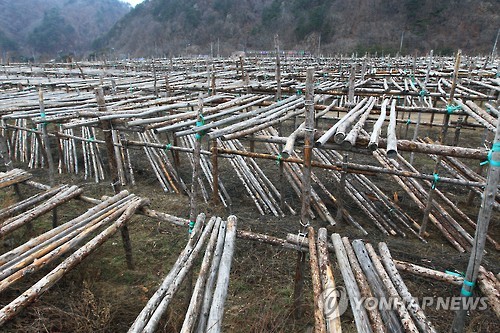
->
[329,233,437,333]
[0,168,32,188]
[0,189,148,325]
[129,214,238,333]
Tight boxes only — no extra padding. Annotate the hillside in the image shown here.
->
[96,0,500,57]
[0,0,130,60]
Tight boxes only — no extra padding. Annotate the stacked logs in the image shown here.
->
[0,184,82,237]
[0,190,147,325]
[330,233,437,333]
[129,214,238,333]
[0,168,32,188]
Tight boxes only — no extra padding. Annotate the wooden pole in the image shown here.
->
[38,87,58,228]
[206,215,237,333]
[293,66,316,318]
[420,50,461,235]
[308,226,327,333]
[451,115,500,332]
[211,139,219,204]
[95,87,134,269]
[275,34,281,102]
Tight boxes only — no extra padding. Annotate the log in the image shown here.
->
[180,217,222,333]
[364,243,419,333]
[308,227,327,333]
[128,213,206,332]
[317,229,342,333]
[330,234,373,333]
[0,197,145,326]
[386,99,398,158]
[0,185,83,237]
[477,266,500,317]
[378,243,437,333]
[206,215,237,333]
[196,220,227,333]
[351,240,403,333]
[341,238,386,333]
[368,99,388,150]
[142,217,216,332]
[316,97,369,146]
[393,260,464,285]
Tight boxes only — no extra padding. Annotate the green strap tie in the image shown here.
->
[480,143,500,167]
[460,288,472,297]
[463,279,475,287]
[460,279,475,297]
[446,104,461,114]
[431,173,439,189]
[165,143,172,151]
[188,221,195,234]
[195,115,206,140]
[445,270,464,278]
[406,118,411,125]
[89,137,95,142]
[419,89,429,97]
[276,154,282,165]
[296,89,303,95]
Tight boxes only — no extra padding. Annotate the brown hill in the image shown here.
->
[0,0,130,60]
[96,0,500,57]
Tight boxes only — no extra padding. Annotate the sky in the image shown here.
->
[123,0,145,6]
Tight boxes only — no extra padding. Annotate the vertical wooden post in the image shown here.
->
[274,34,285,209]
[451,116,500,333]
[189,94,204,225]
[348,64,356,104]
[275,34,281,102]
[152,59,158,97]
[211,139,219,204]
[293,67,315,318]
[420,50,461,236]
[335,154,348,222]
[95,87,134,270]
[410,50,432,164]
[308,226,327,333]
[210,65,216,96]
[38,87,58,228]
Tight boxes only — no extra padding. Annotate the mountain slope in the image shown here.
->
[0,0,130,59]
[97,0,500,57]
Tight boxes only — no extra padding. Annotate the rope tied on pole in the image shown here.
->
[460,279,475,297]
[480,142,500,167]
[275,153,283,165]
[188,220,195,233]
[194,114,206,140]
[419,89,429,97]
[165,143,172,152]
[446,104,462,114]
[431,173,440,189]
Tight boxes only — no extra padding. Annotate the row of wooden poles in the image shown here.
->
[0,51,498,332]
[0,164,499,331]
[0,55,497,252]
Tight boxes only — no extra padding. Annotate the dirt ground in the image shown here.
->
[0,119,499,333]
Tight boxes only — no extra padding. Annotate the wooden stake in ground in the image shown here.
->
[308,226,326,333]
[451,115,500,332]
[293,67,317,318]
[38,87,58,228]
[420,50,461,235]
[95,87,134,269]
